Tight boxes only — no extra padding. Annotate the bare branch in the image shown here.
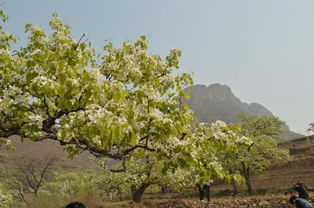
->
[43,96,51,117]
[123,145,156,156]
[75,34,86,50]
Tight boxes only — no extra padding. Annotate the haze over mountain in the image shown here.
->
[184,83,303,140]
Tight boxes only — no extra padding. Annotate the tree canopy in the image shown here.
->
[222,115,292,193]
[0,11,253,202]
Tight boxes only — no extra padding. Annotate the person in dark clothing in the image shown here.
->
[292,181,309,200]
[65,202,86,208]
[161,184,167,194]
[289,195,313,208]
[161,184,168,194]
[197,181,211,201]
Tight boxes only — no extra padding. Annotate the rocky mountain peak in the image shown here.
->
[207,83,234,103]
[184,83,302,139]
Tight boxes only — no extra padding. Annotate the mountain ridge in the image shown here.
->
[184,83,303,139]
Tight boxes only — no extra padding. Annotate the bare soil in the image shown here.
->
[105,195,298,208]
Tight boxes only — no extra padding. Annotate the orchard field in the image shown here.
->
[0,9,313,208]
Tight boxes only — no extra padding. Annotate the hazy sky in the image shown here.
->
[5,0,314,134]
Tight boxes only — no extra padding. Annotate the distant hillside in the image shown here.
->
[183,83,303,140]
[213,135,314,192]
[0,136,97,170]
[253,135,314,189]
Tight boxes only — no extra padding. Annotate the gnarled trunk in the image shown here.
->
[244,173,253,194]
[131,183,150,203]
[241,162,253,194]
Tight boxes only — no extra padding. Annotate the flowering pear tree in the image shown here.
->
[0,11,252,202]
[222,115,292,193]
[98,121,251,202]
[0,11,193,159]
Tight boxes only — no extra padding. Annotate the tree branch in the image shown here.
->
[123,145,156,156]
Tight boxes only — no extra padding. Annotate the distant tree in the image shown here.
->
[238,115,284,139]
[222,115,292,193]
[44,170,99,199]
[4,157,55,203]
[306,123,314,135]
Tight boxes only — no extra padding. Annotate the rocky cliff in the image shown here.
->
[184,83,302,139]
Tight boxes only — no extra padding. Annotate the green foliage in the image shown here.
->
[42,170,100,199]
[237,114,284,139]
[3,158,55,206]
[0,138,14,150]
[0,152,8,162]
[0,186,14,208]
[0,10,195,159]
[222,115,292,192]
[0,169,103,207]
[0,10,254,201]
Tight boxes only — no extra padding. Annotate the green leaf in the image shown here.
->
[184,93,190,100]
[80,43,86,51]
[178,90,185,98]
[25,23,32,32]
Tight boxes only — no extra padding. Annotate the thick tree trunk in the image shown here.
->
[117,187,123,201]
[231,179,240,196]
[131,183,150,203]
[245,174,253,194]
[241,162,253,194]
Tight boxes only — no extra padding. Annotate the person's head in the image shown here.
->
[296,181,304,186]
[65,202,86,208]
[289,195,297,205]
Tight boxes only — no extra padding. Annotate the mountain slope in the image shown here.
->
[184,83,302,139]
[0,136,96,170]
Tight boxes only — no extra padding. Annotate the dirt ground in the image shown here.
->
[101,194,310,208]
